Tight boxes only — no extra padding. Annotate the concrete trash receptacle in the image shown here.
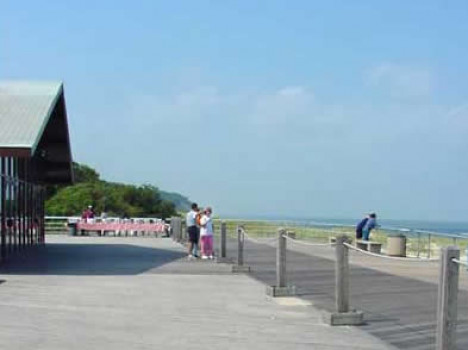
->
[67,221,77,236]
[387,234,406,257]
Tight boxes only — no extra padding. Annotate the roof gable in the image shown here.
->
[0,81,63,154]
[0,81,73,184]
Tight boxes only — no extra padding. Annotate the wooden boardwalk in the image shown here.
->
[220,236,468,350]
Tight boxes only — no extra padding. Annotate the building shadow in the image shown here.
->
[0,243,186,276]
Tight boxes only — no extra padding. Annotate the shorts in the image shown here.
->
[187,225,199,243]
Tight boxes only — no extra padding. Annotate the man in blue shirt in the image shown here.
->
[362,213,378,241]
[355,215,369,239]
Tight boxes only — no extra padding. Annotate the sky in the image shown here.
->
[1,1,468,222]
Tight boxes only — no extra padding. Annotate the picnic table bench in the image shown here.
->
[355,240,382,254]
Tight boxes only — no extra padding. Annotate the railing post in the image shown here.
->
[277,228,286,288]
[428,234,432,259]
[266,228,296,296]
[417,232,421,258]
[336,235,349,313]
[466,246,468,270]
[237,225,243,266]
[216,221,230,263]
[220,221,226,258]
[231,225,250,273]
[436,246,459,350]
[323,235,363,325]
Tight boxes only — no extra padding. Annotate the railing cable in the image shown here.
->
[241,228,277,244]
[452,258,468,266]
[282,234,334,247]
[344,242,439,262]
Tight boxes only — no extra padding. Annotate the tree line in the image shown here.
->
[45,163,189,219]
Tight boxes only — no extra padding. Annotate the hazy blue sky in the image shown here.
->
[2,1,468,221]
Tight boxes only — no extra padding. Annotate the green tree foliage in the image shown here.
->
[45,163,179,219]
[45,162,101,200]
[73,162,100,183]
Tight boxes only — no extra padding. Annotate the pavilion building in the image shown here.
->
[0,81,73,261]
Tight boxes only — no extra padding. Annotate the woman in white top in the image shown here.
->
[200,207,214,259]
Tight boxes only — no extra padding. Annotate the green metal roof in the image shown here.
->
[0,81,63,154]
[0,81,73,184]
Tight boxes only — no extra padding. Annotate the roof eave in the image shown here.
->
[0,147,31,158]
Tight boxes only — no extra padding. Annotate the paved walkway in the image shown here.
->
[0,236,395,350]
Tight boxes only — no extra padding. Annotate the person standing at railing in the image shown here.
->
[186,203,200,259]
[362,213,378,241]
[200,207,214,259]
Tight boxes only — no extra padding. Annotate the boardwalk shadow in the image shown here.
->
[0,243,186,276]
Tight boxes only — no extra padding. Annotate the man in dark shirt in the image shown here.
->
[356,215,369,240]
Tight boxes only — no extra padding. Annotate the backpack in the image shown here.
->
[196,213,203,226]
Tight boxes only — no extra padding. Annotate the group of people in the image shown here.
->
[355,212,378,241]
[186,202,214,260]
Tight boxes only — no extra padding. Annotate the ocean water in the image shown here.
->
[231,215,468,237]
[305,218,468,235]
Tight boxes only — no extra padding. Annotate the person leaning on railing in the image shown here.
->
[362,213,378,241]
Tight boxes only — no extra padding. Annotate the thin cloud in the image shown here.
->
[366,62,434,99]
[249,86,315,125]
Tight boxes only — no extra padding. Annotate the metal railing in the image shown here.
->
[212,218,468,259]
[210,219,467,350]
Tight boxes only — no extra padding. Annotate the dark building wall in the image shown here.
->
[0,156,45,261]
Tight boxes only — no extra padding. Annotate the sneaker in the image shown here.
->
[201,255,208,260]
[188,254,194,260]
[209,255,214,260]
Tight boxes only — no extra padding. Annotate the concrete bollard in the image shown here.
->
[216,221,231,263]
[170,217,182,243]
[436,246,459,350]
[232,225,250,273]
[266,228,296,297]
[323,235,364,326]
[170,217,176,241]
